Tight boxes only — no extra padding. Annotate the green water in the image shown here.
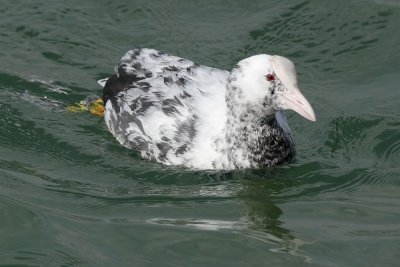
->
[1,0,400,266]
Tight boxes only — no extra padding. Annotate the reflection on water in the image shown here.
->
[147,218,241,231]
[238,176,313,262]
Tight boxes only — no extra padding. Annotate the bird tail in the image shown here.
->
[97,78,108,87]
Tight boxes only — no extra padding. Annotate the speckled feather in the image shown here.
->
[101,48,298,169]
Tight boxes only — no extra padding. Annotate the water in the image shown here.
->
[1,0,399,266]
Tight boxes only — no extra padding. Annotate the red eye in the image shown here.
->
[265,74,275,81]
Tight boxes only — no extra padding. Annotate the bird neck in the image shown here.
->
[224,85,295,168]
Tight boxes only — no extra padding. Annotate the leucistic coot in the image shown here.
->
[99,48,316,170]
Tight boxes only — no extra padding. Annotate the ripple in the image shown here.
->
[19,91,65,111]
[246,1,399,78]
[28,76,71,94]
[372,0,400,7]
[147,217,312,262]
[325,116,384,160]
[373,121,400,162]
[281,114,400,196]
[323,115,400,167]
[147,218,242,231]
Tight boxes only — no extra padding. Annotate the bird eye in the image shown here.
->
[265,74,275,81]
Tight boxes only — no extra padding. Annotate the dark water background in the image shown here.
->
[1,0,400,266]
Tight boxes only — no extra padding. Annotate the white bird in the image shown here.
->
[99,48,316,170]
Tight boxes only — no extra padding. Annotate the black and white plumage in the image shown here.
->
[99,48,316,170]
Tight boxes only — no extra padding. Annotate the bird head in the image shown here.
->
[229,54,316,121]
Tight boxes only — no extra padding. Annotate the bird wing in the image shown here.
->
[102,48,229,165]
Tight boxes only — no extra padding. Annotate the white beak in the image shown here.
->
[269,55,316,121]
[281,87,316,121]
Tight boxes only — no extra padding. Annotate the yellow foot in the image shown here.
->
[67,97,104,117]
[89,98,105,117]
